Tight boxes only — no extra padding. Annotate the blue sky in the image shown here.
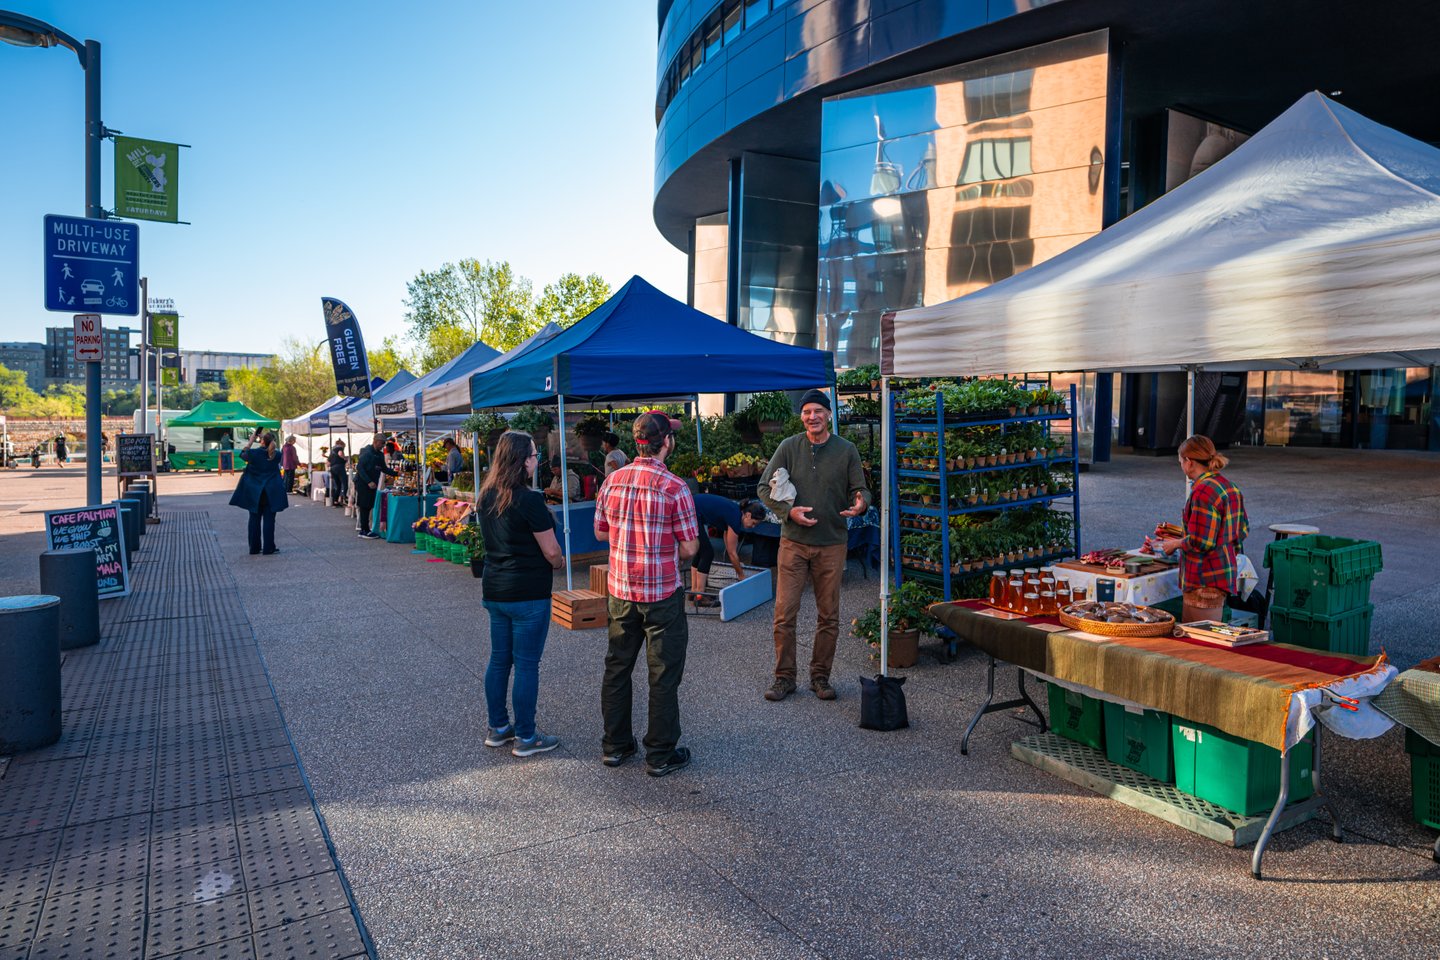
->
[0,1,686,353]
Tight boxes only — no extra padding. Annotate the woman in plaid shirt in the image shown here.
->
[1155,435,1249,619]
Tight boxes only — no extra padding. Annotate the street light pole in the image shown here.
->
[1,11,106,504]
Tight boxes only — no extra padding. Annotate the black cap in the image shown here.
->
[799,389,831,412]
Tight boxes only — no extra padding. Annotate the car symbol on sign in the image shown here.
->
[80,279,105,296]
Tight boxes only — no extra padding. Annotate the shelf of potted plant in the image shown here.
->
[889,381,1081,608]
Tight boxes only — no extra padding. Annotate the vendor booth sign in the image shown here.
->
[321,297,372,398]
[44,503,131,599]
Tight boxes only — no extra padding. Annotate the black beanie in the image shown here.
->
[799,389,831,411]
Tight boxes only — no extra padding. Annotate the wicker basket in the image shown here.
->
[1058,608,1175,637]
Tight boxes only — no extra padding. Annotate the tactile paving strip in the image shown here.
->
[3,509,370,959]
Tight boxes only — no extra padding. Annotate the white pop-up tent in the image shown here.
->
[882,92,1440,379]
[873,92,1440,672]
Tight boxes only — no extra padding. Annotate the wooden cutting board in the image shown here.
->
[1057,559,1174,579]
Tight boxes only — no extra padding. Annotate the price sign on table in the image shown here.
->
[44,503,131,599]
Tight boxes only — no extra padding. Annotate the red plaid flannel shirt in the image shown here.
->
[594,457,699,603]
[1181,471,1249,593]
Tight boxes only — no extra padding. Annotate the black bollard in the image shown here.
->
[0,596,62,752]
[131,482,152,520]
[39,549,99,650]
[124,487,149,530]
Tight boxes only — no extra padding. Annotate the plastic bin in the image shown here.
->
[1408,727,1440,829]
[1171,719,1313,816]
[1268,604,1373,655]
[1048,683,1104,751]
[1264,535,1382,615]
[1103,701,1174,783]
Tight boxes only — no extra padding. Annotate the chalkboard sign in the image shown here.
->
[218,450,236,473]
[44,503,131,599]
[116,433,155,478]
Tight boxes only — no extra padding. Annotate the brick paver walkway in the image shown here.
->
[0,509,372,960]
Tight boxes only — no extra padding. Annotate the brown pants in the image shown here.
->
[772,539,847,683]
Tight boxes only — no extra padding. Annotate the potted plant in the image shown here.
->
[745,391,794,433]
[461,410,509,449]
[851,581,935,668]
[455,520,486,577]
[511,405,554,437]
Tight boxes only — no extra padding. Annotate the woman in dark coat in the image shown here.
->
[229,430,289,555]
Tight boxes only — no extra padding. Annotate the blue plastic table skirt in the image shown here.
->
[550,501,605,555]
[385,494,440,544]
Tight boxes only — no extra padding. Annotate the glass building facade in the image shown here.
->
[817,32,1108,367]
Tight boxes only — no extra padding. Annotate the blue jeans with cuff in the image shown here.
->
[483,597,552,740]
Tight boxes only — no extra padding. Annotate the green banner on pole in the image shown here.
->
[114,136,180,222]
[151,313,179,350]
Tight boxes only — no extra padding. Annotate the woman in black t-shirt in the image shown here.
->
[477,431,565,758]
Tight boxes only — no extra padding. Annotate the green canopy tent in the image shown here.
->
[164,401,280,471]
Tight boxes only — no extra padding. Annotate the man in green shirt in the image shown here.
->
[757,389,871,702]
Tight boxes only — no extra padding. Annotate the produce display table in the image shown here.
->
[930,598,1396,877]
[551,501,604,557]
[384,493,440,544]
[1374,665,1440,859]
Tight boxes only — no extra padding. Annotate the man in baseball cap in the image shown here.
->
[593,408,700,777]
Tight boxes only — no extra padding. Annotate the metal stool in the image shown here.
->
[1262,523,1320,628]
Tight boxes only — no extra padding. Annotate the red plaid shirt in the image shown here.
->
[1180,471,1249,593]
[594,457,699,603]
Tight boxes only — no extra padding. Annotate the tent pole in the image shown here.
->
[694,395,702,455]
[471,432,481,510]
[557,395,573,590]
[879,375,891,678]
[1185,366,1196,495]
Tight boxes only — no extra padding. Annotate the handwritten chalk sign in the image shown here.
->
[44,503,131,599]
[217,450,235,474]
[116,433,154,478]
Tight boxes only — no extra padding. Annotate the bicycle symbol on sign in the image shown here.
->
[105,296,128,309]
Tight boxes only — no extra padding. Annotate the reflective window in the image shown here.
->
[818,32,1110,369]
[704,14,723,62]
[690,35,705,75]
[958,138,1033,184]
[745,0,769,30]
[723,0,743,44]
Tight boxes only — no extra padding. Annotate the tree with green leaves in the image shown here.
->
[228,337,334,420]
[536,273,611,329]
[0,363,40,412]
[403,259,536,368]
[368,335,408,381]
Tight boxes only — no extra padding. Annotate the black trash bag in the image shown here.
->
[858,674,909,731]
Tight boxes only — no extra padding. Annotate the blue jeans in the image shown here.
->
[483,598,552,740]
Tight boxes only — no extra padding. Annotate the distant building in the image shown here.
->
[45,325,137,383]
[180,350,271,387]
[0,342,46,391]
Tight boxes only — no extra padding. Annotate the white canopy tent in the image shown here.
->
[875,92,1440,671]
[882,92,1440,379]
[282,397,340,438]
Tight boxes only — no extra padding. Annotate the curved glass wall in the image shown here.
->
[816,31,1110,368]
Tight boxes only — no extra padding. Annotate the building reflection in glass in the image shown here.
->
[817,31,1110,368]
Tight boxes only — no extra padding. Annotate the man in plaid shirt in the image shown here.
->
[594,411,700,777]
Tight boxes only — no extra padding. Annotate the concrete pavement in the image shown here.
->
[1,448,1438,958]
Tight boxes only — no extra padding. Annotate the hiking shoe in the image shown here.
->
[602,744,637,768]
[511,732,560,757]
[645,747,691,778]
[811,677,837,701]
[484,725,515,748]
[763,678,796,702]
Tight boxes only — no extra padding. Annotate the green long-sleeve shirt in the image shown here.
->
[757,432,871,546]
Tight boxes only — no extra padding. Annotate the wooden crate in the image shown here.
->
[553,589,609,630]
[589,564,609,597]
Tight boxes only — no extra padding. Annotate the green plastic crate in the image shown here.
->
[1048,684,1104,752]
[1268,604,1373,655]
[1103,701,1173,783]
[415,532,430,552]
[1406,728,1440,757]
[1264,535,1382,615]
[452,545,468,565]
[1171,719,1314,816]
[1411,755,1440,830]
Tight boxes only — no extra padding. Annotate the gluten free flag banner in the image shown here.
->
[321,298,373,398]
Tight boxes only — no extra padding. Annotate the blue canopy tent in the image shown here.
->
[421,323,563,416]
[467,275,835,587]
